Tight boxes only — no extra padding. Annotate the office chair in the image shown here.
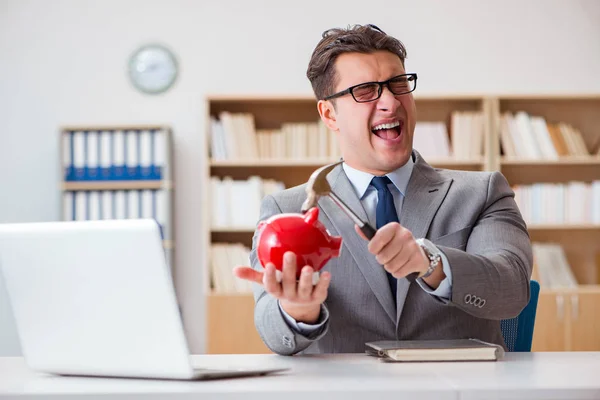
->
[500,280,540,352]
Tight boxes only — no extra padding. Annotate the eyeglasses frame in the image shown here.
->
[323,73,418,103]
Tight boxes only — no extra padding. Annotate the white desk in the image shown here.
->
[1,352,600,400]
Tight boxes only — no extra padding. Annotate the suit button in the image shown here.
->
[479,299,486,308]
[473,297,481,307]
[464,294,472,304]
[282,335,292,348]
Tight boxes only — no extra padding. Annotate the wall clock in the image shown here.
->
[128,44,178,94]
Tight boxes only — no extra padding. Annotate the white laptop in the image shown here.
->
[0,218,287,380]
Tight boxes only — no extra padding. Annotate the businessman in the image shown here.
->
[234,24,533,355]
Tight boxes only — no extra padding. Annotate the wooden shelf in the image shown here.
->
[502,157,600,165]
[428,158,484,171]
[539,285,600,294]
[210,224,600,244]
[61,124,170,131]
[413,97,484,123]
[208,291,254,297]
[211,227,254,232]
[62,180,173,191]
[214,226,600,234]
[209,98,318,131]
[211,158,337,167]
[210,158,483,186]
[528,225,600,244]
[207,93,494,101]
[212,229,254,245]
[211,158,483,168]
[210,160,323,187]
[501,157,600,184]
[528,225,600,231]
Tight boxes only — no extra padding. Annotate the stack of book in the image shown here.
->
[500,112,591,159]
[531,243,578,288]
[210,112,341,160]
[62,190,169,238]
[412,122,451,160]
[450,111,485,160]
[513,181,600,225]
[413,111,484,161]
[210,176,285,229]
[210,243,253,293]
[63,128,170,181]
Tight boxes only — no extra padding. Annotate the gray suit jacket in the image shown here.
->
[249,151,533,355]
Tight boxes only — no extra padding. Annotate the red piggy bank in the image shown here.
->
[256,207,342,283]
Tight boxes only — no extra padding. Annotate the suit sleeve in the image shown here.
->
[438,172,534,320]
[249,194,330,355]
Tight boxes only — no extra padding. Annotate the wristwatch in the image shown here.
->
[415,238,442,278]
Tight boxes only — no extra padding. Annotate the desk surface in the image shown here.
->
[1,352,600,400]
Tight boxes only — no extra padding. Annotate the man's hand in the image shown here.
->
[354,222,445,289]
[233,251,331,324]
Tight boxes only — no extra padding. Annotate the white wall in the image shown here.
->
[1,0,599,355]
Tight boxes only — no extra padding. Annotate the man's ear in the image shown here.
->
[317,100,338,132]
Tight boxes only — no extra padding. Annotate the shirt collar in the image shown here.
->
[342,154,414,199]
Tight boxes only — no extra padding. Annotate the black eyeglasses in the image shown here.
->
[323,73,418,103]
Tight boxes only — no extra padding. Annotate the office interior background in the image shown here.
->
[1,0,600,356]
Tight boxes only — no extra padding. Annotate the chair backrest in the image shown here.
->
[500,280,540,352]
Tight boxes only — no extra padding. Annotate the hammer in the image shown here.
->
[301,161,419,283]
[301,160,377,239]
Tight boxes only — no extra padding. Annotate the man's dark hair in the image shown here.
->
[306,24,408,101]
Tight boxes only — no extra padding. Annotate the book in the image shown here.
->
[63,128,170,182]
[365,339,504,362]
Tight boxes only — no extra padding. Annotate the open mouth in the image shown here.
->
[371,120,403,141]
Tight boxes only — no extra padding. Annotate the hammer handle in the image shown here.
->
[360,222,419,283]
[359,223,377,240]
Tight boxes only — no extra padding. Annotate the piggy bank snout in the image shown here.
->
[329,236,342,258]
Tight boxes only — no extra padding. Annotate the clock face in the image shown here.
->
[128,44,178,94]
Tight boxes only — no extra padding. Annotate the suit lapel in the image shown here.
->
[315,152,453,327]
[396,151,453,323]
[318,166,397,324]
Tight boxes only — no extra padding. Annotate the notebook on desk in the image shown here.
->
[365,339,505,362]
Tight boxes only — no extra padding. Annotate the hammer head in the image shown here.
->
[301,160,343,212]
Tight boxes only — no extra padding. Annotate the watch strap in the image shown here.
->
[416,238,441,278]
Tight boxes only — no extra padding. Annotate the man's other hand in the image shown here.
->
[233,251,331,324]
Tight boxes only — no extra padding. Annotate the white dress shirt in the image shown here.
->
[279,156,453,335]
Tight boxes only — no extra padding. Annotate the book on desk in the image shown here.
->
[365,339,505,362]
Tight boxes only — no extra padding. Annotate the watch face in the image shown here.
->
[128,44,178,94]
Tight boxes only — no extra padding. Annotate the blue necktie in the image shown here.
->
[370,176,399,301]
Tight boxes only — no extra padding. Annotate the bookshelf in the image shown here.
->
[498,96,600,185]
[59,125,176,275]
[495,96,600,352]
[203,94,600,353]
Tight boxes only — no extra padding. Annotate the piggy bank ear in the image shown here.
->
[303,207,319,225]
[257,220,266,230]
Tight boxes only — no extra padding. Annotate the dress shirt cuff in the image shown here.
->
[417,249,452,303]
[278,300,328,337]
